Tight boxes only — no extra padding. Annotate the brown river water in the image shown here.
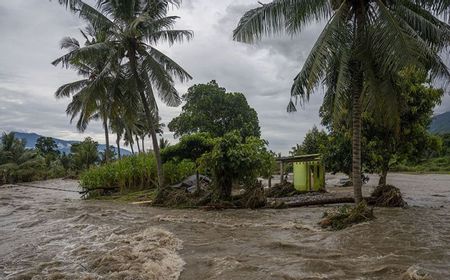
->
[0,174,449,280]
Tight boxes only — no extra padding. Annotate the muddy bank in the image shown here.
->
[1,174,449,279]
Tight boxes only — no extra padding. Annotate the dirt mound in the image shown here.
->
[319,202,375,230]
[370,184,407,207]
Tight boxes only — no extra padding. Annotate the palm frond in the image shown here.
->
[233,0,330,43]
[55,79,89,98]
[290,1,351,108]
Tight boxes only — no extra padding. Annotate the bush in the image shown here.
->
[163,159,196,185]
[80,153,196,196]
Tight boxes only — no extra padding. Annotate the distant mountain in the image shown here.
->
[11,131,131,156]
[429,111,450,134]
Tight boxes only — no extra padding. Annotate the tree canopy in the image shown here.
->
[168,81,261,139]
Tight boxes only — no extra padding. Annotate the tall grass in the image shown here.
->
[80,153,196,193]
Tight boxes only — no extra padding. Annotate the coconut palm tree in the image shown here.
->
[53,26,122,162]
[57,0,192,187]
[234,0,450,203]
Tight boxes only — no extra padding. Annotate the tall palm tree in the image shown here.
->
[57,0,192,187]
[53,26,122,162]
[234,0,450,203]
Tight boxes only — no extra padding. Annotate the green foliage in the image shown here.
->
[161,133,214,164]
[100,145,117,163]
[438,133,450,156]
[320,202,375,231]
[200,131,273,200]
[363,67,444,181]
[35,136,60,167]
[168,81,261,139]
[322,131,353,175]
[0,132,48,184]
[70,137,99,170]
[35,136,60,156]
[162,160,196,186]
[291,126,329,156]
[391,156,450,173]
[80,153,196,195]
[80,153,158,192]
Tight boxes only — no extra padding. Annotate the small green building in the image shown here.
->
[277,154,325,192]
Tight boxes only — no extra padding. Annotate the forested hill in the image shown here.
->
[429,111,450,134]
[10,131,131,155]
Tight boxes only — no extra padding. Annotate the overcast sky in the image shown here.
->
[0,0,449,154]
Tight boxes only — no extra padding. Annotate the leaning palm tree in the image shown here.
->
[234,0,450,203]
[57,0,193,187]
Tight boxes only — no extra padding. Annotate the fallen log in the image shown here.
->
[267,193,356,208]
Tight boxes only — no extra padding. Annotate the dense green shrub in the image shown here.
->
[80,153,196,194]
[163,159,196,186]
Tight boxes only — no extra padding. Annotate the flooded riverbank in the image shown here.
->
[1,174,449,279]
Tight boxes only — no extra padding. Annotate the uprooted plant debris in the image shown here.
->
[319,201,375,230]
[265,181,299,198]
[153,187,205,208]
[369,184,407,207]
[153,182,268,209]
[233,182,267,209]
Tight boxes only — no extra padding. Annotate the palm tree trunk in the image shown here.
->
[141,136,145,153]
[129,49,164,187]
[351,3,366,205]
[103,117,110,162]
[351,83,363,204]
[116,133,121,159]
[135,135,141,153]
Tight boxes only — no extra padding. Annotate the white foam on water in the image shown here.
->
[6,226,185,280]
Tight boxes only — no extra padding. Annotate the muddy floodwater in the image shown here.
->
[1,174,449,279]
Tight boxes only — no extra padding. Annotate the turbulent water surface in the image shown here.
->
[0,174,449,279]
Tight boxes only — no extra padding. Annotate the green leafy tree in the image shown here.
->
[234,0,450,203]
[438,133,450,156]
[201,131,272,200]
[35,136,60,166]
[364,67,444,185]
[161,133,214,191]
[57,0,193,187]
[168,81,261,139]
[290,126,329,156]
[70,137,99,170]
[0,133,46,184]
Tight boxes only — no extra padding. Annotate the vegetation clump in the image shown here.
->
[265,181,298,198]
[370,185,407,207]
[233,182,267,209]
[153,187,196,208]
[320,202,375,230]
